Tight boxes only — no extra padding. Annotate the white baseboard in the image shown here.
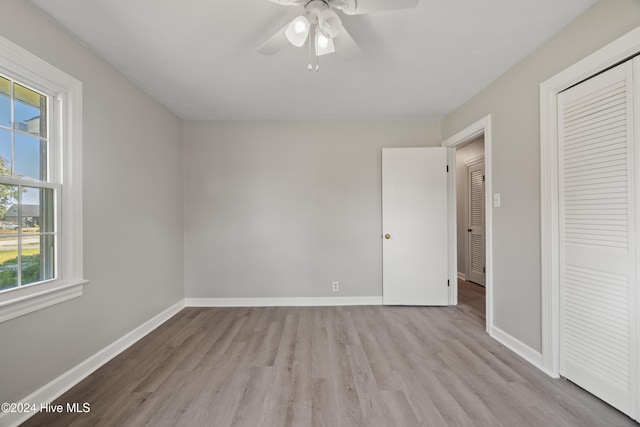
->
[185,296,383,307]
[490,325,550,375]
[1,300,185,427]
[457,272,466,281]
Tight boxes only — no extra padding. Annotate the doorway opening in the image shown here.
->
[455,136,486,325]
[442,115,493,334]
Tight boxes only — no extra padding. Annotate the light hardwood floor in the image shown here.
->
[457,278,486,326]
[22,296,635,426]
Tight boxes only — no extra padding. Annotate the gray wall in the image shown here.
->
[183,121,441,298]
[0,0,184,403]
[442,0,640,351]
[455,137,484,278]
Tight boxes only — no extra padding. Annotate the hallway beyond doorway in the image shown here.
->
[457,278,485,326]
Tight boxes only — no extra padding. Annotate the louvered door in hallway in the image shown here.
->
[467,159,485,286]
[557,58,637,416]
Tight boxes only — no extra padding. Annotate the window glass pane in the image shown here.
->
[29,234,55,284]
[0,184,18,231]
[0,236,18,291]
[23,187,53,233]
[22,234,54,285]
[0,128,11,177]
[14,133,45,181]
[13,83,46,138]
[0,76,9,128]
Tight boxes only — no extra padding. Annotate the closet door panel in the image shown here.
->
[558,59,635,416]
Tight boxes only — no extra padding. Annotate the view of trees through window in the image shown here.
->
[0,75,55,291]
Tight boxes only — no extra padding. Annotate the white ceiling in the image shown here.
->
[29,0,597,120]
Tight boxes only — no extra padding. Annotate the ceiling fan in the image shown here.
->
[258,0,420,70]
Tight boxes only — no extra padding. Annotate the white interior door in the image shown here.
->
[382,147,449,305]
[467,160,485,286]
[558,59,636,416]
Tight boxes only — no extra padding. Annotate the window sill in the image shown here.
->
[0,280,88,323]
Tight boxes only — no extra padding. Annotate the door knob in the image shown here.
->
[384,234,391,239]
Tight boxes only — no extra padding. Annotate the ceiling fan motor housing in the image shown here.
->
[305,0,328,14]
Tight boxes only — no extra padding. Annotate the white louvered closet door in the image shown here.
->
[467,161,485,285]
[558,59,636,416]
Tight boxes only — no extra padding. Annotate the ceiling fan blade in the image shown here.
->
[266,0,306,5]
[342,0,419,15]
[333,27,360,61]
[258,24,290,55]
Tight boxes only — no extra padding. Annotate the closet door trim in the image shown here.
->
[540,27,640,420]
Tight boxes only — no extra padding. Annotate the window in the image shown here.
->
[0,35,85,322]
[0,76,56,291]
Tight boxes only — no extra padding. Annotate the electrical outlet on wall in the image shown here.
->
[332,281,339,292]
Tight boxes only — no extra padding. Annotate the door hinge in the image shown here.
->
[447,279,450,287]
[483,267,486,273]
[446,165,449,172]
[483,175,485,182]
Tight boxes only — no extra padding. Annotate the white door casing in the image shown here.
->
[442,115,493,332]
[382,147,449,306]
[467,160,486,286]
[540,25,640,422]
[558,59,636,416]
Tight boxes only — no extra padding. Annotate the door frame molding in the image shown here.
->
[540,26,640,384]
[442,115,493,334]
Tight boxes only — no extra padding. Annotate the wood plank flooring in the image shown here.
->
[22,295,635,426]
[457,279,486,326]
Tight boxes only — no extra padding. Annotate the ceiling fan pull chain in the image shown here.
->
[307,25,313,71]
[315,25,320,71]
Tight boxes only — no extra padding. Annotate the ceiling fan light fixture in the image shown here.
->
[316,32,335,56]
[285,15,310,47]
[317,33,329,49]
[318,8,343,39]
[294,20,307,33]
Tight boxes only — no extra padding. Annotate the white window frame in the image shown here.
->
[0,35,85,323]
